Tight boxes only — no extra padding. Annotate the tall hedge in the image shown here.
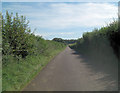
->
[2,11,35,58]
[72,20,120,59]
[2,11,65,60]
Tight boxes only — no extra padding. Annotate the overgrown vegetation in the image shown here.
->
[2,10,119,91]
[70,21,119,81]
[71,20,119,59]
[69,20,119,91]
[2,11,66,91]
[70,20,119,90]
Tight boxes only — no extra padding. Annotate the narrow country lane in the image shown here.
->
[23,47,118,91]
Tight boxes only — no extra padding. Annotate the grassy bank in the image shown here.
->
[2,11,66,91]
[3,46,66,91]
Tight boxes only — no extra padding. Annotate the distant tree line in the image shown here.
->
[52,38,77,45]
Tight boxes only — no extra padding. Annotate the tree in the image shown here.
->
[2,11,34,58]
[52,38,64,43]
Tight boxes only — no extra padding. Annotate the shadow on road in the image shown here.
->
[71,48,118,91]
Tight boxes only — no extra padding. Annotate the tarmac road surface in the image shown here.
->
[23,47,118,91]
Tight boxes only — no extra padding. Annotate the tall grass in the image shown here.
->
[2,46,65,91]
[2,11,66,91]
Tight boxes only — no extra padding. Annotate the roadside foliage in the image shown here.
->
[2,11,65,91]
[71,20,120,60]
[2,11,65,64]
[70,20,120,91]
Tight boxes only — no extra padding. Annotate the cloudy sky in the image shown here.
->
[2,0,119,2]
[2,1,118,40]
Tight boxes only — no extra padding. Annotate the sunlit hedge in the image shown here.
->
[2,11,65,61]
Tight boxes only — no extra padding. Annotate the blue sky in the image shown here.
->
[2,2,118,40]
[2,0,119,2]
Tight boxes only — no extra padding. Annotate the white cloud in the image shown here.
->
[27,3,118,29]
[2,0,119,2]
[2,2,118,39]
[35,32,74,37]
[3,2,118,30]
[34,32,78,39]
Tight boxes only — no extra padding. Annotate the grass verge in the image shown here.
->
[2,46,66,91]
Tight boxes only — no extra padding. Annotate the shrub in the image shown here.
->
[2,11,35,58]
